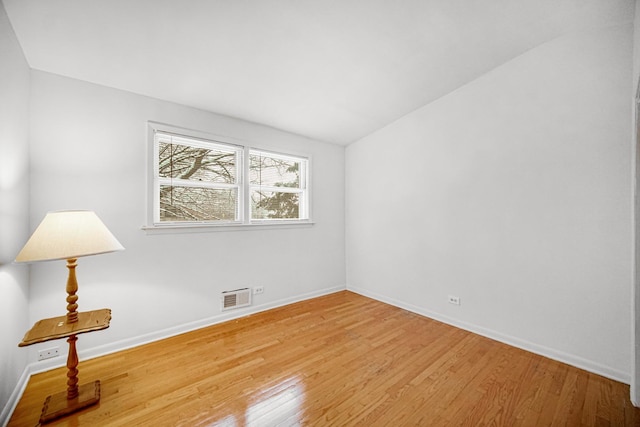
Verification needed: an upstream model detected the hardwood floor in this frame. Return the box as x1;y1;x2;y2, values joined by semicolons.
9;291;640;426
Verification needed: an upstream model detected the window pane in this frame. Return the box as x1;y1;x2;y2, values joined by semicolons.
159;142;236;184
160;185;237;222
250;152;300;188
251;190;299;219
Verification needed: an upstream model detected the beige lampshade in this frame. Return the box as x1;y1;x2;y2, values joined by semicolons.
15;210;124;263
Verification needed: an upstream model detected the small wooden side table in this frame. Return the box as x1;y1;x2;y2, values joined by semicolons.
19;308;111;424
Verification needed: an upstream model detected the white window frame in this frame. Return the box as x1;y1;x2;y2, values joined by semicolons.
145;122;313;232
248;149;309;223
154;132;244;225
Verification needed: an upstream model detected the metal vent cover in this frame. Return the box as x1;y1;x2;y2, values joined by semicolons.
221;288;252;311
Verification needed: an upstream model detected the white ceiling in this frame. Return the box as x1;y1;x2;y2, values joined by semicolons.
3;0;634;145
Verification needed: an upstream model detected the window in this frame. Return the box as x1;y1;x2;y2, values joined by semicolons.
156;133;242;223
149;124;310;227
250;150;308;220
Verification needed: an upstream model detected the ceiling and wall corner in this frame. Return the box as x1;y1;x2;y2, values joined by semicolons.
2;0;635;145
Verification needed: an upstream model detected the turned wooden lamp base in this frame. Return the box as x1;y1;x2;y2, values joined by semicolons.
40;380;101;424
18;259;112;424
14;212;124;425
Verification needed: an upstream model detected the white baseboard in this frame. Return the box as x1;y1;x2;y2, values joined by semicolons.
347;285;629;385
0;366;30;427
632;352;638;406
2;285;346;424
79;285;346;363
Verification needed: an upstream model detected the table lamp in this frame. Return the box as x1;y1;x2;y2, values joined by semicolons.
15;210;124;423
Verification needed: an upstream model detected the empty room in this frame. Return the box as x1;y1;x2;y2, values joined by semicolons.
2;0;640;425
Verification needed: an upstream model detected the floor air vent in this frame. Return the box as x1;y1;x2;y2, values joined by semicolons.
221;288;252;311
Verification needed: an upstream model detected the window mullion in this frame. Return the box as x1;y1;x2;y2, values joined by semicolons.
250;185;302;194
242;146;250;224
158;177;238;190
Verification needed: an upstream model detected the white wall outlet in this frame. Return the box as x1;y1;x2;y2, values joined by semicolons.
253;286;264;295
448;295;461;305
38;347;60;361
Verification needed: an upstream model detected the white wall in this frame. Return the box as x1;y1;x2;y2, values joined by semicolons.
635;1;640;86
25;71;345;364
347;24;633;381
632;0;640;405
0;0;30;421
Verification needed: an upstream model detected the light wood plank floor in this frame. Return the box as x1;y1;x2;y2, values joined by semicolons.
9;291;640;426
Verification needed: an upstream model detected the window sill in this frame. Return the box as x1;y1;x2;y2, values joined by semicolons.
141;221;315;234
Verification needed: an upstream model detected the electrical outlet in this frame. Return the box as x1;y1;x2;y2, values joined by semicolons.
253;286;264;295
448;295;460;305
38;347;60;361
